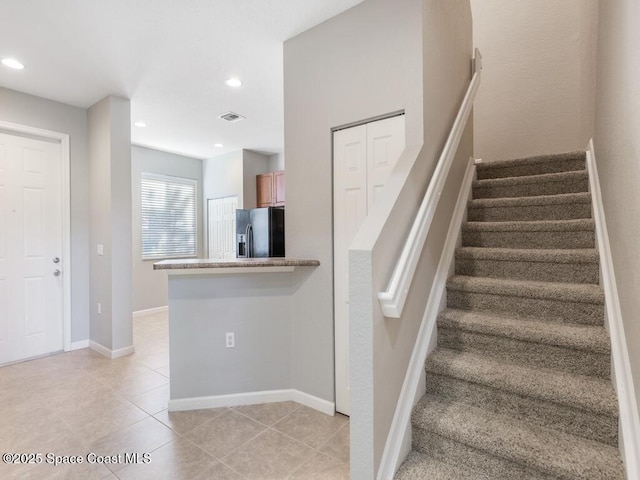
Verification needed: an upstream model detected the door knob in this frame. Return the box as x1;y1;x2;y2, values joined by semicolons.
53;257;60;264
53;269;61;277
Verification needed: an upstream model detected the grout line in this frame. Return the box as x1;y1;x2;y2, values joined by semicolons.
172;429;250;479
232;402;302;428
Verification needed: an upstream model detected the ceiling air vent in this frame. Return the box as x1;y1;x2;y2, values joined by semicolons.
219;111;246;123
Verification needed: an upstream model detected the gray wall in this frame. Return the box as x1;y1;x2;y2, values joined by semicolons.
131;146;204;312
594;0;640;415
268;153;285;172
168;273;293;399
88;96;132;351
0;87;90;343
242;150;271;209
470;0;598;160
203;150;243;207
284;0;424;411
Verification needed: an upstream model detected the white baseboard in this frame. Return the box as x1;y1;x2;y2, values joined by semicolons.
587;140;640;479
133;306;168;318
69;339;89;351
89;341;136;359
169;389;336;416
291;390;336;416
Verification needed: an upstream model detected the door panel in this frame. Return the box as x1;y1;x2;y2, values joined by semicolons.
367;115;405;208
23;188;45;258
24;277;45;336
257;174;273;207
274;171;285;206
0;132;63;364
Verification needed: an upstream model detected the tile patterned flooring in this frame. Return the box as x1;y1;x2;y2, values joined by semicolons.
0;313;350;479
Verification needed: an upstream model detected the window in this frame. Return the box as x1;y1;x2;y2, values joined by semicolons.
141;173;197;259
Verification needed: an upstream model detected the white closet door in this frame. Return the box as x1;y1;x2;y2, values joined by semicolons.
333;124;367;416
0;132;63;364
221;197;238;258
333;115;405;415
208;196;238;259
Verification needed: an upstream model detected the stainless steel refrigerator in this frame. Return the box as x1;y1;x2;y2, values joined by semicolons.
236;207;285;258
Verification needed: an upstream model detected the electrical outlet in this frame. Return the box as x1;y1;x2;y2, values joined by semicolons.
225;332;235;348
97;244;104;256
97;302;102;314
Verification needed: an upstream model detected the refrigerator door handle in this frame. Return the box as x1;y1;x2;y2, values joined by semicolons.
245;223;253;258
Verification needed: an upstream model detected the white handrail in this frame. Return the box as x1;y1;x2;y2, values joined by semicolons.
377;49;482;318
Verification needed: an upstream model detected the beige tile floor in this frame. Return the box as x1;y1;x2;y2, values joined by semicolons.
0;312;350;479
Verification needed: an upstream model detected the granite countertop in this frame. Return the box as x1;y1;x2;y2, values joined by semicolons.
154;257;320;270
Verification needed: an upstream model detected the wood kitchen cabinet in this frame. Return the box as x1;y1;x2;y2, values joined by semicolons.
257;171;285;207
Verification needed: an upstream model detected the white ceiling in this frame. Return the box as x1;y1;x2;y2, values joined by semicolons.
0;0;364;159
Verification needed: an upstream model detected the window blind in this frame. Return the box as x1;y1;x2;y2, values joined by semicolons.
141;173;197;260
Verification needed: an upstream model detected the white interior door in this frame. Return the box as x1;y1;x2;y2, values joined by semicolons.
0;132;64;364
333;124;367;416
208;196;238;259
333;115;405;415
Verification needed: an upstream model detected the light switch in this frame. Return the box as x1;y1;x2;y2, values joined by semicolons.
97;244;104;256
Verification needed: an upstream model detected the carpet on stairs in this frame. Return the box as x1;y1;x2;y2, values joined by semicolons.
395;151;626;480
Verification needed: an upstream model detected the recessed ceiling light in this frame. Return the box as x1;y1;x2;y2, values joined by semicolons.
133;121;147;128
214;143;224;148
2;58;24;70
225;78;242;88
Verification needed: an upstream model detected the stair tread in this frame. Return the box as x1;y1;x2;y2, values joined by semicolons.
395;450;494;480
476;151;585;172
474;169;588;188
412;393;624;480
456;247;599;264
438;308;610;354
469;192;591;208
463;218;595;232
447;275;604;304
426;348;618;416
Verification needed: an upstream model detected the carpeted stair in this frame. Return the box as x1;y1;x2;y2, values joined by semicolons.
395;151;626;479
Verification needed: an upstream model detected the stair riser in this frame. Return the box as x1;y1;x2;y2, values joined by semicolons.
455;257;599;284
462;229;595;249
438;328;610;378
425;373;618;447
412;428;556;480
447;290;604;325
473;178;589;199
467;202;591;222
476;159;586;180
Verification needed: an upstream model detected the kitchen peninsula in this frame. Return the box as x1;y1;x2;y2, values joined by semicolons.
153;257;327;413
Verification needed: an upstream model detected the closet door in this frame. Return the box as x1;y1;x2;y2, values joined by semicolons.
333;115;405;415
207;196;238;259
333;124;367;416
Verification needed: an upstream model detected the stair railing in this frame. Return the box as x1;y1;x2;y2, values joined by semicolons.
377;48;483;318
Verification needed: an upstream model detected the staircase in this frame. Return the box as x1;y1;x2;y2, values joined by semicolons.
395;152;626;479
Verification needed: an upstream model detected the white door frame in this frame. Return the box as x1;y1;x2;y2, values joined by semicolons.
0;120;71;352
